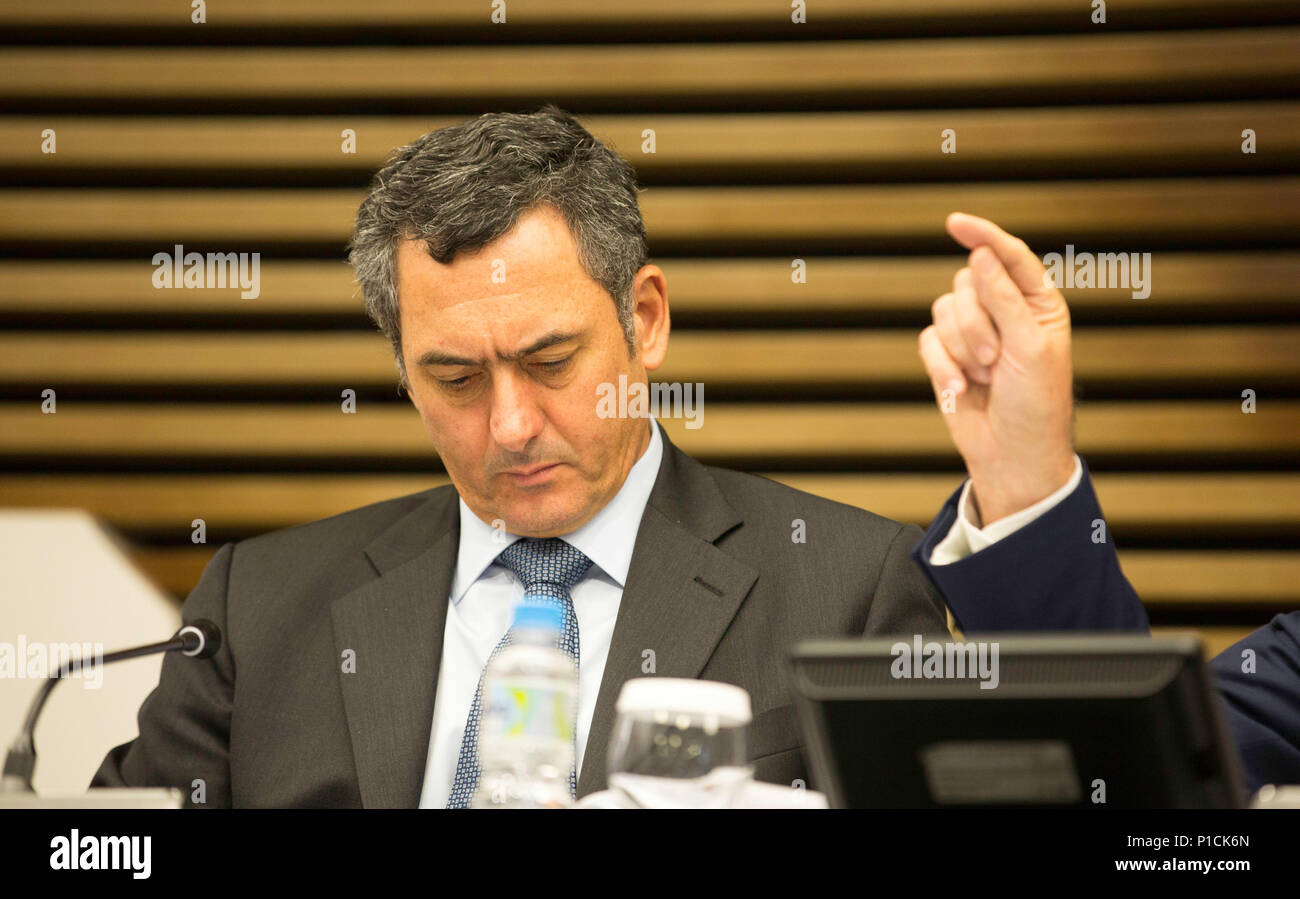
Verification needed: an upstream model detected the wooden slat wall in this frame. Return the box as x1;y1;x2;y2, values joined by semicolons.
2;1;1298;660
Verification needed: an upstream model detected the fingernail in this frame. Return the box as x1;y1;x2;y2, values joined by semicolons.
977;344;998;366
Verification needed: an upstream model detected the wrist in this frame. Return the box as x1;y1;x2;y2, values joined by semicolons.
967;452;1076;526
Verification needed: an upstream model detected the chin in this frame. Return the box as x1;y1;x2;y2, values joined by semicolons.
514;507;580;536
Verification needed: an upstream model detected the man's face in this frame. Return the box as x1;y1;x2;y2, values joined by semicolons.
396;204;669;537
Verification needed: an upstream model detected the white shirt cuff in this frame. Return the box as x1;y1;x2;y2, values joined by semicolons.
929;454;1083;566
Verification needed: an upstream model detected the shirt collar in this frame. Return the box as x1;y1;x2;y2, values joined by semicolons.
451;417;663;604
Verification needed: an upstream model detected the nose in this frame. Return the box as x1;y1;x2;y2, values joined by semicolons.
488;369;544;455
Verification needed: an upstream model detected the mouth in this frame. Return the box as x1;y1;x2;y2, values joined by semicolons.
503;462;562;485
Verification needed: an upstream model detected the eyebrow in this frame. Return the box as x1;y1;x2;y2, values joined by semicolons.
416;329;585;368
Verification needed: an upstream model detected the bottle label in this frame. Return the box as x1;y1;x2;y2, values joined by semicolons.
483;683;575;742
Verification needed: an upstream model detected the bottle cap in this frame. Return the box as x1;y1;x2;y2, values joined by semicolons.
511;598;564;633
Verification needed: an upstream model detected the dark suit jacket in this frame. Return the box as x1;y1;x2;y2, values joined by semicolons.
1209;613;1300;794
93;420;954;806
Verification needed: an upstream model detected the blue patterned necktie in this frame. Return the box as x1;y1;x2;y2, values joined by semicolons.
445;537;592;809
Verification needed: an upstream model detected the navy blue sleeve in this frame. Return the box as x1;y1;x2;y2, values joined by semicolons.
1209;613;1300;794
908;457;1148;632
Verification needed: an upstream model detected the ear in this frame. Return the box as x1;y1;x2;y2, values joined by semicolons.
631;264;670;371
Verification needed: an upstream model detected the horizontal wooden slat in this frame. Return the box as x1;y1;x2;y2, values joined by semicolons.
0;190;354;242
3;327;1296;386
126;545;212;598
2;0;1284;28
126;544;1300;610
4;473;1298;530
0;260;361;313
1;474;449;529
5;103;1297;171
2;402;1297;459
3;179;1297;243
4;253;1297;316
775;472;1300;529
1121;551;1300;604
3;31;1298;101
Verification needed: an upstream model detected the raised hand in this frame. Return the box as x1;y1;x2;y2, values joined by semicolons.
918;213;1077;525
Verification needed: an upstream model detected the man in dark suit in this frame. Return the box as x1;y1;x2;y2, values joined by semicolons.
1207;615;1300;795
93;106;1142;806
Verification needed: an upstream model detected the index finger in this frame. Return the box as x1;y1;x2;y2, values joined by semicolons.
945;212;1052;300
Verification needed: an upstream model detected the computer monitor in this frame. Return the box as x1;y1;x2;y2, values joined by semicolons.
787;633;1245;808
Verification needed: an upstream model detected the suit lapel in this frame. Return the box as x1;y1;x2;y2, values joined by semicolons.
331;487;459;808
578;422;758;796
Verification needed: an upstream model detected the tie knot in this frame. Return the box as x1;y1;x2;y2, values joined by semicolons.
496;537;593;598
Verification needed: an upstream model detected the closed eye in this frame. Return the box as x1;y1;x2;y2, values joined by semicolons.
438;356;571;392
438;374;474;391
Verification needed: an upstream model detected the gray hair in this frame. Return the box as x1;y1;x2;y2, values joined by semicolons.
348;104;648;390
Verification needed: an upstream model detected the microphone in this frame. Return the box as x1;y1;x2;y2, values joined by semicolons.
0;619;223;793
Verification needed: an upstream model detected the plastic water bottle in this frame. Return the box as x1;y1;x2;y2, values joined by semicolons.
470;598;580;809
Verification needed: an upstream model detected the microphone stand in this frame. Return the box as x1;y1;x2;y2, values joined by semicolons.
0;620;221;793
